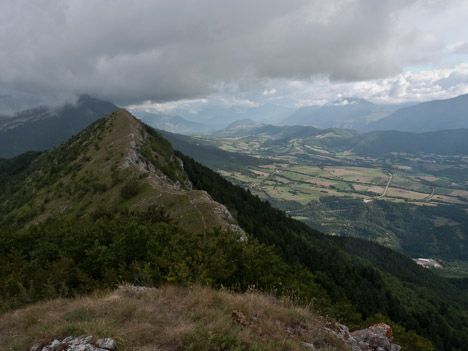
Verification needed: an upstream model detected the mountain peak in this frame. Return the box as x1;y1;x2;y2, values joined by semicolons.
0;109;245;235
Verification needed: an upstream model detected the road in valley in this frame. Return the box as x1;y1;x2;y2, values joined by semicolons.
377;172;393;198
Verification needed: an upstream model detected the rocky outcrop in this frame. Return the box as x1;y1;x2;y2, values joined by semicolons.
29;336;117;351
320;320;401;351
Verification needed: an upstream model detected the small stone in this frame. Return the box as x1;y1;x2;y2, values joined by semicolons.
73;345;97;351
96;338;117;350
49;339;61;349
302;342;315;349
76;336;94;344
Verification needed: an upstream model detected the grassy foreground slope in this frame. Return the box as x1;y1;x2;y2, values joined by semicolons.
0;285;348;351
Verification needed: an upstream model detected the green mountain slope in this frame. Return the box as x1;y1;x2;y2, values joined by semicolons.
0;109;243;234
1;109;468;349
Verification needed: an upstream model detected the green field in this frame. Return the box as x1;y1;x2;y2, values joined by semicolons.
194;134;468;207
186;132;468;277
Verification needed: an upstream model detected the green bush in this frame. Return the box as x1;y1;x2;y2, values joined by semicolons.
120;179;141;200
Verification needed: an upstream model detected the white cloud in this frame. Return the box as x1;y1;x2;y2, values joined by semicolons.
218;97;259;108
264;64;468;107
263;89;277;96
127;98;208;114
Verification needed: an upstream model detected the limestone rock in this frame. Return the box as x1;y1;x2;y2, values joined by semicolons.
29;336;117;351
321;319;400;351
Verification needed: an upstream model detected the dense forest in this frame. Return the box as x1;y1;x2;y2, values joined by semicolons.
286;196;468;261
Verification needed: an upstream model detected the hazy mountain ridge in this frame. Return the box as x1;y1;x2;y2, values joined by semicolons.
282;98;415;130
283;98;375;129
0;95;119;158
134;110;210;135
366;94;468;132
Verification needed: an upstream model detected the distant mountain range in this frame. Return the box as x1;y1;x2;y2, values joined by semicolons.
133;111;209;135
210;120;468;155
282;98;413;130
176;102;295;130
1;92;466;159
0;95;118;158
365;93;468;132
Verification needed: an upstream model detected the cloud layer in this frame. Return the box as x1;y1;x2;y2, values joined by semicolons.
2;0;461;112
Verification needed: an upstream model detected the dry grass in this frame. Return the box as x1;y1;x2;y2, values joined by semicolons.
353;184;384;194
448;190;468;198
432;194;468;205
385;187;428;200
0;285;347;351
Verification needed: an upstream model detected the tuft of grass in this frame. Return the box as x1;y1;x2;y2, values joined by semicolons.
0;285;347;351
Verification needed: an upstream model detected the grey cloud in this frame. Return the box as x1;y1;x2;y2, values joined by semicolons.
455;42;468;54
0;0;443;110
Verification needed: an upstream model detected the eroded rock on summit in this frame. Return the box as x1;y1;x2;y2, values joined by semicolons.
319;320;401;351
29;336;117;351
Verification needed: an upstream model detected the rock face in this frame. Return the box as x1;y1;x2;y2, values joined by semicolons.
321;320;401;351
29;336;117;351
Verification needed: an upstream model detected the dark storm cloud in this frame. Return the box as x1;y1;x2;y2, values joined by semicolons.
0;0;431;108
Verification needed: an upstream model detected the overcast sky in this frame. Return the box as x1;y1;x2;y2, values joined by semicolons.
1;0;468;115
